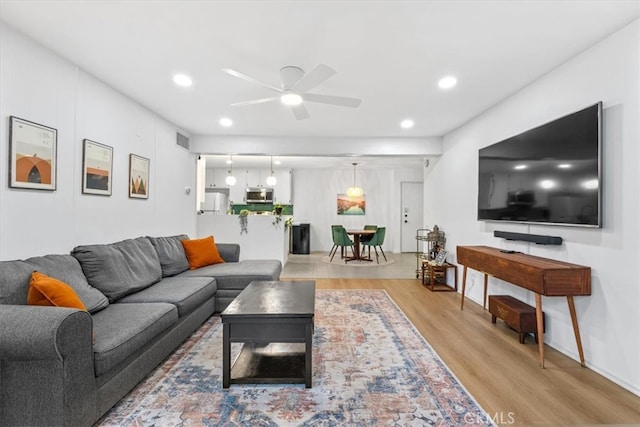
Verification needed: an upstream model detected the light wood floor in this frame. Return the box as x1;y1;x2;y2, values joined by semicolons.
313;278;640;426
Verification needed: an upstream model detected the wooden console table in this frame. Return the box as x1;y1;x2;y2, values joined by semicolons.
456;245;591;368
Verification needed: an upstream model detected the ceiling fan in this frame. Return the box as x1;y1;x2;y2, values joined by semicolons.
222;64;361;120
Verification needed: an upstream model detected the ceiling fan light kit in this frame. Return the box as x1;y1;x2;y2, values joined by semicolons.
280;93;303;106
223;64;362;120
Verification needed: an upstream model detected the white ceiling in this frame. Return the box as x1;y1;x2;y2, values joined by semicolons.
1;1;638;143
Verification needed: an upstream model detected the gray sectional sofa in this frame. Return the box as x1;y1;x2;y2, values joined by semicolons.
0;234;281;427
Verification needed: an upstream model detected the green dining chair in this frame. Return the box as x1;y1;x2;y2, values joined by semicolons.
362;226;387;264
360;224;377;243
330;225;354;262
329;225;342;260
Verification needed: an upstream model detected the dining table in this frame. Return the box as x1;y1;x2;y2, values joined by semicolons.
346;229;376;262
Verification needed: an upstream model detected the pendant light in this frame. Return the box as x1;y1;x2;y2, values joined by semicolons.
346;162;363;197
225;155;236;186
266;156;277;186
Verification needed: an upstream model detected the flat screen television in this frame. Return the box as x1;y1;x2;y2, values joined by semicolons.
477;102;602;227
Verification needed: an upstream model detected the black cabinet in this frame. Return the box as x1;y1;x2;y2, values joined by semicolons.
291;223;310;254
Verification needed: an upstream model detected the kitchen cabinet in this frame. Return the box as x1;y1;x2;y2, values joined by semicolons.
208;168;291;205
205;168;230;189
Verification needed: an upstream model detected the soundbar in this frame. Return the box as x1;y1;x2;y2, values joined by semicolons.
494;231;563;245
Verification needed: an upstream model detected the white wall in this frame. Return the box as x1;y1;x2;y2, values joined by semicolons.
427;20;639;394
0;23;197;260
292;166;423;253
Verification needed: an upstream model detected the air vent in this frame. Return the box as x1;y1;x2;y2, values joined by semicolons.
176;132;190;150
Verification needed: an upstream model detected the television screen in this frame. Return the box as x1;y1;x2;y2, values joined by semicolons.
478;102;602;227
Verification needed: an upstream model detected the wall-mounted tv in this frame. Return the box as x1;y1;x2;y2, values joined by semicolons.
478;102;602;228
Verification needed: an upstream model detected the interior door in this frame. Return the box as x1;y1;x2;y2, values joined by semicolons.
401;181;424;252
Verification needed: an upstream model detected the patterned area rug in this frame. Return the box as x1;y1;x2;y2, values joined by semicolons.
97;290;492;426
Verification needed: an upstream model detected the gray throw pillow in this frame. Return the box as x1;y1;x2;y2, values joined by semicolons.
26;254;109;313
147;235;190;277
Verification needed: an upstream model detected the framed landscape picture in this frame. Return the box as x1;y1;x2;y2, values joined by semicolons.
9;116;57;190
82;139;113;196
129;154;149;199
337;193;366;215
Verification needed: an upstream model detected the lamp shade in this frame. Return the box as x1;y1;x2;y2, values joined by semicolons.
346;186;363;198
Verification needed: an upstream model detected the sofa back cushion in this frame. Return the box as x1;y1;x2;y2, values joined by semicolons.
147;235;190;277
72;237;162;302
0;260;36;305
27;254;109;313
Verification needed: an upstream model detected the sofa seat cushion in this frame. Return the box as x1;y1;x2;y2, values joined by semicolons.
72;237;162;302
92;303;177;377
117;277;216;317
26;254;109;313
147;235;190;277
177;260;282;290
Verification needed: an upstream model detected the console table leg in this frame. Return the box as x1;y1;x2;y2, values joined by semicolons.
567;296;586;367
483;273;489;309
460;266;468;310
535;293;545;368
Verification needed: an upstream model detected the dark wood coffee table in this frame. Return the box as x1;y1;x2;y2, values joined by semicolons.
221;280;315;388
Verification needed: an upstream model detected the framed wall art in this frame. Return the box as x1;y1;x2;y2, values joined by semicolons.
435;250;449;266
9;116;57;190
82;139;113;196
129;153;149;199
337;193;365;215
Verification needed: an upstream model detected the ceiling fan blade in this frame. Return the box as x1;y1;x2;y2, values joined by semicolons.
231;96;280;107
291;64;336;93
303;93;362;108
291;103;310;120
222;68;282;93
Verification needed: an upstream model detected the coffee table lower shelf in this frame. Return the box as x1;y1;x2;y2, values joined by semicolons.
230;342;307;385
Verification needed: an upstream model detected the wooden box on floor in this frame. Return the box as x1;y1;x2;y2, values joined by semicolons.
488;295;544;344
421;261;458;292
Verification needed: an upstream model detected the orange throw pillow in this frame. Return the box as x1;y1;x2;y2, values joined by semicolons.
28;272;87;311
181;236;225;269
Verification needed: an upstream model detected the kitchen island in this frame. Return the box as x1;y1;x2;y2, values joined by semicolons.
197;213;290;265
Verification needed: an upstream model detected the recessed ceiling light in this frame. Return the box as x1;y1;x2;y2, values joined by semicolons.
539;179;556;189
558;163;572;169
438;75;457;90
219;117;233;127
173;74;193;87
514;164;527;170
281;93;303;106
400;119;414;129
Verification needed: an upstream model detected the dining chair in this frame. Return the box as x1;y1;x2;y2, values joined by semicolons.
330;225;354;262
328;225;341;260
360;224;377;243
362;226;387;263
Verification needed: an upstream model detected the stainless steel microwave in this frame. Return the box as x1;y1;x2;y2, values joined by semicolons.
246;187;274;204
